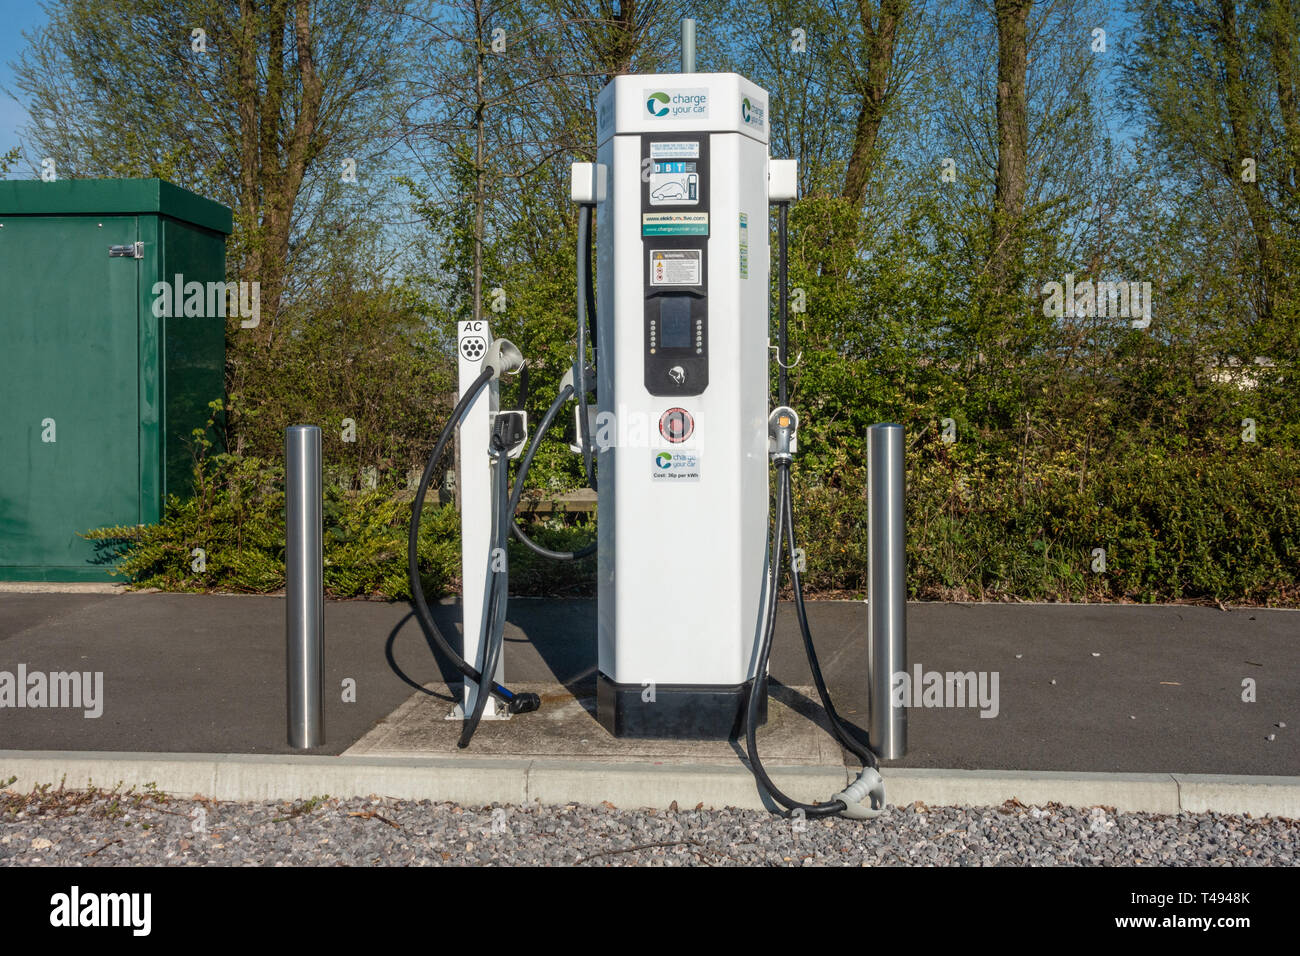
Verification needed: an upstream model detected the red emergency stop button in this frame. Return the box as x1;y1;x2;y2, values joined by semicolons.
659;407;694;443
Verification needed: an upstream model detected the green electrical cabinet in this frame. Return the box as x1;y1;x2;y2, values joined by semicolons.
0;179;232;581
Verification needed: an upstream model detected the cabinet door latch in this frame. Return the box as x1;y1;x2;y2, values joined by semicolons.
109;242;144;258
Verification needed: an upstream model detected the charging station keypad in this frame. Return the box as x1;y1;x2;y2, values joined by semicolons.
642;134;709;396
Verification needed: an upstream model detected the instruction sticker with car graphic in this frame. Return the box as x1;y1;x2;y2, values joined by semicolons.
648;141;700;206
652;449;701;481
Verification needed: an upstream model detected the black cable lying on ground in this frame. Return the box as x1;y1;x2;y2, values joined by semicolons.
744;463;850;819
742;200;880;818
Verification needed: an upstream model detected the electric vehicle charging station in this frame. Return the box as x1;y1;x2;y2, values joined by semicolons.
451;321;515;722
585;69;776;737
407;19;894;818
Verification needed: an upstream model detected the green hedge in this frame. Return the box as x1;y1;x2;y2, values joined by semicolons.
84;451;595;600
898;439;1298;603
86;439;1299;605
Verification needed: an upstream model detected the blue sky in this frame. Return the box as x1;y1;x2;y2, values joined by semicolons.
0;2;1136;175
0;0;49;165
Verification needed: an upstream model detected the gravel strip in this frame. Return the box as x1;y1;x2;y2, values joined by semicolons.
1;787;1296;866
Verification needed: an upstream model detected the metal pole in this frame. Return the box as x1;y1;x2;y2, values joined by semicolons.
286;425;324;748
681;17;696;73
868;423;906;759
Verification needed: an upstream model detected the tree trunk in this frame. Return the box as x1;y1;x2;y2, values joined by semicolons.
236;0;261;303
1218;0;1278;326
841;0;904;207
1265;0;1300;203
602;1;640;82
990;0;1031;296
259;0;288;339
231;0;325;345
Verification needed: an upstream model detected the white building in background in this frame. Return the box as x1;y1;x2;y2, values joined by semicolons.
1207;356;1278;390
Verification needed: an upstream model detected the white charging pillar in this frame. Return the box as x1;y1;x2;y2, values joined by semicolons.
453;319;504;719
591;73;774;736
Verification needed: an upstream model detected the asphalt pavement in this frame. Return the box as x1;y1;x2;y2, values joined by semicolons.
0;592;1295;775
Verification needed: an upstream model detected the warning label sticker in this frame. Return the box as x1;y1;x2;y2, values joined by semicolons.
642;212;709;236
652;449;701;482
650;249;702;286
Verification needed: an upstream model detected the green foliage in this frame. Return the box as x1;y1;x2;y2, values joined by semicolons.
48;1;1300;607
225;269;457;483
84;399;596;598
505;514;598;595
790;434;1300;605
86;453;288;594
85;450;462;600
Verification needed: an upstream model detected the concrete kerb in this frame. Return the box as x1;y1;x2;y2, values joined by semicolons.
2;752;1298;818
1172;773;1300;818
0;582;130;594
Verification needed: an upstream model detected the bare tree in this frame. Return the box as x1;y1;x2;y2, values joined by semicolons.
11;0;408;339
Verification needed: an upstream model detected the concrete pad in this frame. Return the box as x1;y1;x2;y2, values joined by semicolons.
345;681;847;768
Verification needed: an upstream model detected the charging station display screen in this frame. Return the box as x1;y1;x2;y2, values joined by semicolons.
659;297;692;348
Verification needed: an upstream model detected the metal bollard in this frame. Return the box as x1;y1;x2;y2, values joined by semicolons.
285;425;324;748
867;423;906;759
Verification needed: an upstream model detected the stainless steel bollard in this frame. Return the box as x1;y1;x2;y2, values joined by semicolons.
868;423;906;759
286;425;324;748
681;18;696;73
